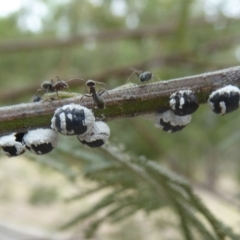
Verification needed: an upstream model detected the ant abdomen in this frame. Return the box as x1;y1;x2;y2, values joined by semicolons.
139;71;153;83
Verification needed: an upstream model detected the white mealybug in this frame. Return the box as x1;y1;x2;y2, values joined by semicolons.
0;132;26;157
23;128;58;155
208;85;240;115
51;104;95;135
169;90;199;116
155;110;192;133
77;121;110;148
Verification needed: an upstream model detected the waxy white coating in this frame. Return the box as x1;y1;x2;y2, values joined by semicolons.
155;110;192;133
208;85;240;115
78;121;110;145
209;85;240;98
51;104;95;135
169;90;194;110
23;128;58;154
0;133;26;157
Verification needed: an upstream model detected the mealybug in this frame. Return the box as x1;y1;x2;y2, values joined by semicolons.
51;104;95;135
77;121;110;148
169;90;199;116
0;132;26;157
155;110;192;133
208;85;240;115
23;128;58;155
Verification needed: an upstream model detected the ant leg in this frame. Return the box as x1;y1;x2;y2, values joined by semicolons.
99;90;111;98
66;78;85;95
99;90;112;109
31;89;45;102
35;88;45;96
80;94;92;101
126;70;136;84
98;86;107;92
65;88;73;94
99;87;111;98
80;94;93;106
153;73;161;82
55;76;61;82
66;78;85;83
99;91;105;96
51;79;55;85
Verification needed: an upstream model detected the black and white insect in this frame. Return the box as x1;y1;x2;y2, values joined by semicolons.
83;80;108;109
77;121;110;148
0;132;26;157
208;85;240;115
23;128;58;155
51;104;95;135
169;90;199;116
155;110;192;133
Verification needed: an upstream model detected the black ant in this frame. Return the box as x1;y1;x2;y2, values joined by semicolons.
82;80;109;109
138;71;153;83
127;68;159;84
37;76;84;97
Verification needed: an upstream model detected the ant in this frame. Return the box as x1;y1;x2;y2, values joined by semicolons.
127;68;159;84
138;71;153;83
82;80;109;109
37;76;84;97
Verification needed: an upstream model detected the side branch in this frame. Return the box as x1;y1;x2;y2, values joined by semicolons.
0;20;206;54
0;66;240;136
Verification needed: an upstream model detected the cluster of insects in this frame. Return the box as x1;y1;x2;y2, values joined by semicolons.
0;104;110;157
0;129;58;157
0;75;114;157
155;89;198;133
51;104;110;147
0;68;239;157
37;76;85;95
155;85;240;133
35;77;109;109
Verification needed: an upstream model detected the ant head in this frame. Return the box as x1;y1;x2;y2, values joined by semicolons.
86;80;96;87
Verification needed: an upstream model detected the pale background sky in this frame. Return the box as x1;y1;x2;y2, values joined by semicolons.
0;0;239;32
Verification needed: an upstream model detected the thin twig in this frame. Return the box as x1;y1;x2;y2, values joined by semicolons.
0;65;240;135
0;20;208;54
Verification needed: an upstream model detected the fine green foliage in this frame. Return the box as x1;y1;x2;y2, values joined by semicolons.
56;142;239;239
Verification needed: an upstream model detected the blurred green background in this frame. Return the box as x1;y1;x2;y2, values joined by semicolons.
0;0;240;239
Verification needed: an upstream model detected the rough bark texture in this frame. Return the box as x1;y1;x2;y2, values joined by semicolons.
0;66;240;136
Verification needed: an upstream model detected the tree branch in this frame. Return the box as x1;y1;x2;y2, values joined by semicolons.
0;65;240;136
0;20;207;54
